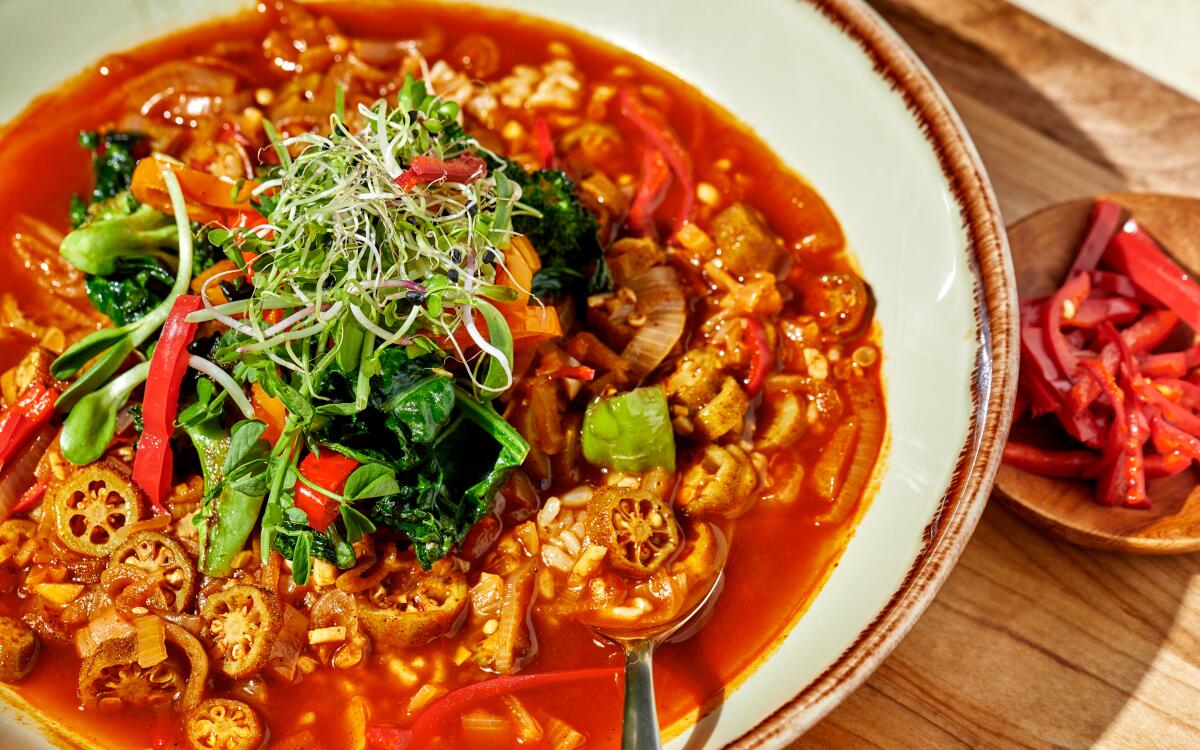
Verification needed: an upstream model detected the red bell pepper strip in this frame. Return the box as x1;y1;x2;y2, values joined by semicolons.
133;295;205;512
1066;198;1123;276
1020;320;1104;446
1106;224;1200;334
1044;271;1091;375
1089;270;1139;298
1018;330;1064;416
617;88;695;232
366;666;622;749
533;116;555;170
1121;310;1180;352
1002;442;1100;478
627;148;672;236
744;317;772;398
395;154;488;191
1146;451;1193;479
0;381;58;475
1148;410;1200;464
1079;359;1149;509
549;365;596;381
1133;381;1200;436
293;450;359;532
1152;378;1200;410
9;481;47;516
1138;352;1188;379
1068;297;1141;328
1069;310;1179;411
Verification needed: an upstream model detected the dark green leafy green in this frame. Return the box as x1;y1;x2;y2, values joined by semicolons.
70;130;146;227
368;386;529;567
84;256;174;327
368;349;456;444
342;463;401;503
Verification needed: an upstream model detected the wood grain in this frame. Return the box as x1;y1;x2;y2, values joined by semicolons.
795;0;1200;746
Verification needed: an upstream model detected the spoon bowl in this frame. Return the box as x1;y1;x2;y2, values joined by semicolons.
593;570;726;750
996;192;1200;553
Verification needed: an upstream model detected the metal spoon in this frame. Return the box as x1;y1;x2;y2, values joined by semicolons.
593;571;726;750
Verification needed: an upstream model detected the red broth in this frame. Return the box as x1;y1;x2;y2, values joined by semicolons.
0;2;881;748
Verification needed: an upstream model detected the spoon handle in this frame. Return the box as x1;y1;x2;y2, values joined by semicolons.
622;640;662;750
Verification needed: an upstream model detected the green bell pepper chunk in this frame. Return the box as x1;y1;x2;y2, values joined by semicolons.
581;385;676;473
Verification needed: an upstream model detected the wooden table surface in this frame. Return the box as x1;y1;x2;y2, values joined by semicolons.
796;0;1200;747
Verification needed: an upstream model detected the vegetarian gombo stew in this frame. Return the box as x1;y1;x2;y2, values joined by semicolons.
0;2;885;748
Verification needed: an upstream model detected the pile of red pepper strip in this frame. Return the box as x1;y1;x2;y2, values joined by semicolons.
293;451;360;532
1005;198;1200;508
364;666;621;749
132;294;204;513
394;154;488;191
0;381;58;475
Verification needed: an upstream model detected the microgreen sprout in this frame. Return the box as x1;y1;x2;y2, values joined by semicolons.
192;76;531;401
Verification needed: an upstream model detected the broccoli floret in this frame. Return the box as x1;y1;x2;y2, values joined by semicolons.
495;160;609;295
511;168;601;267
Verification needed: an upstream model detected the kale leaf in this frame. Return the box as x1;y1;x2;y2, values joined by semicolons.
369;386;528;567
313;348;529;568
84;256;174;327
71;131;147;227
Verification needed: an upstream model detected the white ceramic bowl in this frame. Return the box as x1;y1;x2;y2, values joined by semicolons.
0;1;1016;747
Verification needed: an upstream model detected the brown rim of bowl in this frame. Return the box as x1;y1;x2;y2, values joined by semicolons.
726;0;1017;747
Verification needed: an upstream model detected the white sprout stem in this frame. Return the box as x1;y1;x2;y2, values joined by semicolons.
349;303;399;342
186;296;300;324
187;356;255;419
130;165;197;348
203;306;258;338
380;305;422;347
462;305;512;392
263;304;316;339
238;317;337;353
162;167;195;301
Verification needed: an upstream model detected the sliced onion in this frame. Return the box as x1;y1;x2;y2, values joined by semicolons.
620;266;686;379
817;378;885;523
134;615;168;668
269;604;311;682
0;424;54;521
113;60;238;117
74;606;136;658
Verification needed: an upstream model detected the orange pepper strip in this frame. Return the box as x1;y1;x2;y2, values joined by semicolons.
509;305;563;350
131;157;263;226
252;384;286;446
190;260;245;306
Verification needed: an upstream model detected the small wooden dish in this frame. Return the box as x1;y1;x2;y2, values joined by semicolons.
996;192;1200;553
